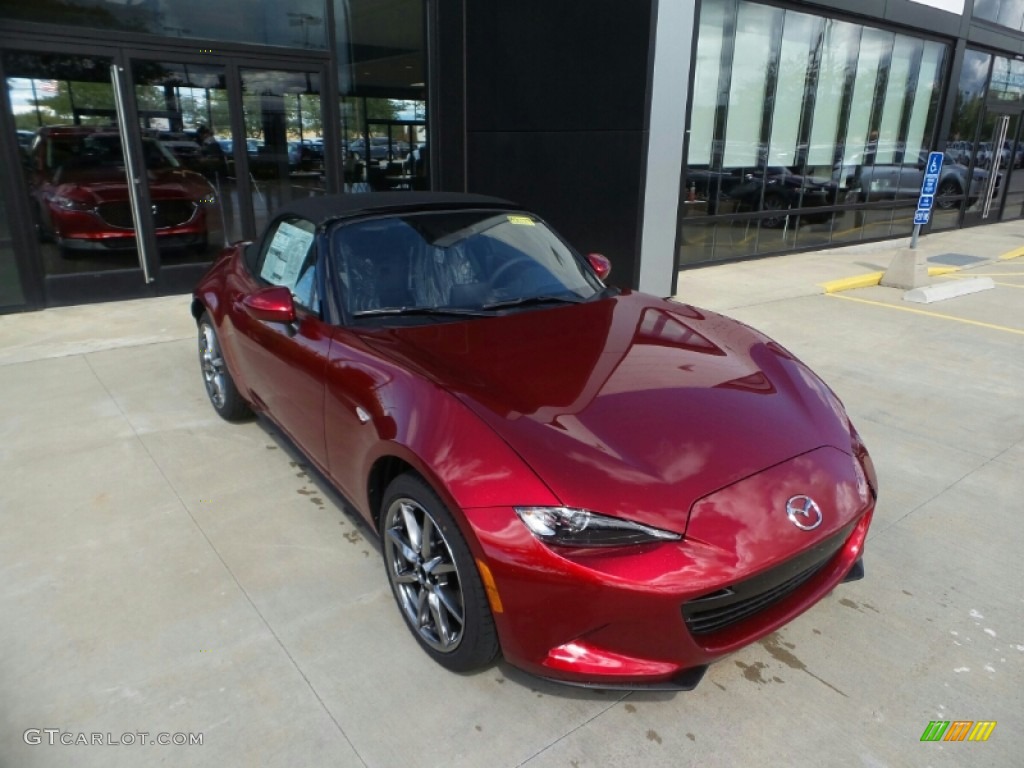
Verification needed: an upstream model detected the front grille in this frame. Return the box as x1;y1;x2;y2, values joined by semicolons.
96;202;133;229
152;200;197;228
96;200;196;230
682;522;854;637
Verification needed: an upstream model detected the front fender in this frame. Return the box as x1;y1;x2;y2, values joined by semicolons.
369;370;560;522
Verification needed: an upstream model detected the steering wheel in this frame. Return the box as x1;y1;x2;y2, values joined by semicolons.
488;257;544;293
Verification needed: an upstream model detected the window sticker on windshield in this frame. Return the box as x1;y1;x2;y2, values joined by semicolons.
260;222;314;290
507;215;535;226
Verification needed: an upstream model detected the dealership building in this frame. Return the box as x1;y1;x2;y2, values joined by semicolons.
1;0;1023;312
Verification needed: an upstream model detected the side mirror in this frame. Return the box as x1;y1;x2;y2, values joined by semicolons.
586;252;612;281
242;285;296;324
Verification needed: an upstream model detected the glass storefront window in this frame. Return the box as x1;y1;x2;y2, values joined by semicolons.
681;0;949;266
241;69;325;233
722;3;781;169
335;0;428;193
768;11;818;168
0;0;328;49
974;0;1024;31
688;0;725;169
997;0;1024;30
807;20;859;167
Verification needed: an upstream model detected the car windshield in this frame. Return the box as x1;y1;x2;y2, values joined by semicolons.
332;210;605;320
48;133;180;179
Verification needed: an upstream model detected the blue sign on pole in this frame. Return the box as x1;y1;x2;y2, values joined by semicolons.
914;151;945;229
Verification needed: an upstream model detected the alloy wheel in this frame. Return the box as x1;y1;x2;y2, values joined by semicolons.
199;323;227;409
383;497;465;653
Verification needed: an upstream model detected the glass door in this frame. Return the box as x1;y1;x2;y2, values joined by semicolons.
3;49;154;304
3;48;242;302
962;111;1019;227
4;45;332;306
998;113;1024;221
127;56;244;294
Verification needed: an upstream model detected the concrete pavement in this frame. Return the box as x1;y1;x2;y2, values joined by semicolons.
1;222;1022;767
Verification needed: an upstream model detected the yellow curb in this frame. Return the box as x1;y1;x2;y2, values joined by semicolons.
998;245;1024;261
820;272;884;293
821;266;961;294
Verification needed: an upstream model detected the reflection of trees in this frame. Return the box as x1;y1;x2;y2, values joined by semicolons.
342;97;401;139
952;91;984;141
286;94;323;139
13;81;115;129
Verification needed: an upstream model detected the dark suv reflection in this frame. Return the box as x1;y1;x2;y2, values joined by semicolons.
686;165;839;227
27;126;215;256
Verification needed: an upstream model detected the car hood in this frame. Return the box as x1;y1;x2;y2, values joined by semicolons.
358;292;855;534
54;167;210;203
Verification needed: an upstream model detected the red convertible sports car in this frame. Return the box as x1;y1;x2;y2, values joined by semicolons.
192;192;877;689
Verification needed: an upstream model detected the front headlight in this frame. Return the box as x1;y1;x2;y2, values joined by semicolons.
514;506;681;547
51;194;94;212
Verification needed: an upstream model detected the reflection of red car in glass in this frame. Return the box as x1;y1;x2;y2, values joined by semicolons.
28;126;215;255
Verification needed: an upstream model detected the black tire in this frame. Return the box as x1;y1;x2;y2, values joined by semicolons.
760;194;790;228
197;312;252;422
380;473;499;672
936;179;962;210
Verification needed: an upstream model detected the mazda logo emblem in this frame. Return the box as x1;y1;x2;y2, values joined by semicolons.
785;495;822;531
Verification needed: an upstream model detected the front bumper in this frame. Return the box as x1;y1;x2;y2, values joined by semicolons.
50;200;206;250
462;447;875;689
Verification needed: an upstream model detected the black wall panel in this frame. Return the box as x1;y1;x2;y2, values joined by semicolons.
464;0;653;133
466;130;645;289
461;0;654;287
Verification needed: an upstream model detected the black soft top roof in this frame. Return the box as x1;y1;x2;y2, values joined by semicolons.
276;192;518;226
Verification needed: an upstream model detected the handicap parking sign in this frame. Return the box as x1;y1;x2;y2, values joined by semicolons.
914;210;930;225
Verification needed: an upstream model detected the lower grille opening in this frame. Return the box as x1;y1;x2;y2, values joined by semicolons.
682;522;854;637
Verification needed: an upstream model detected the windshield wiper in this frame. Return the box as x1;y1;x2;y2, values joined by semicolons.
481;294;586;310
352;306;493;318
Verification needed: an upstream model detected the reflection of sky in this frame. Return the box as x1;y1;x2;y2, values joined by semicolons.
960;50;992;99
910;0;965;12
6;78;63;115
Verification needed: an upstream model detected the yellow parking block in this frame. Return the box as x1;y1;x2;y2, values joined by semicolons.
998;245;1024;261
820;272;885;293
821;266;962;294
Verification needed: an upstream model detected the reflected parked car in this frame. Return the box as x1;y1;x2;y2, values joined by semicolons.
347;137;392;161
192;192;877;688
835;150;991;209
686;165;839;227
16;129;36;153
156;132;202;167
27;126;215;255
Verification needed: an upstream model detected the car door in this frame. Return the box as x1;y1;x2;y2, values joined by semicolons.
230;215;332;469
894;153;926;200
